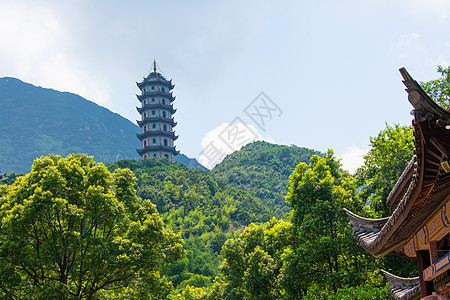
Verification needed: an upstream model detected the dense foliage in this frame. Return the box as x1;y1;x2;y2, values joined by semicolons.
104;142;321;291
355;123;414;217
3;66;448;299
194;151;388;299
0;133;413;299
105;159;278;289
0;154;184;299
212;141;321;217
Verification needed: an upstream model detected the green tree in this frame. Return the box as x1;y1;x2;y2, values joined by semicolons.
421;65;450;109
355;124;414;217
216;151;382;299
286;151;373;295
0;154;184;299
220;221;283;299
354;124;420;278
107;157;282;289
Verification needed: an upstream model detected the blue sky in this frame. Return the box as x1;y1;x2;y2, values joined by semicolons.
1;0;449;172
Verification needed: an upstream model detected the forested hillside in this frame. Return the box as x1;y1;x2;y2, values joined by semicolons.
0;130;413;299
105;141;315;290
0;77;140;173
212;141;321;217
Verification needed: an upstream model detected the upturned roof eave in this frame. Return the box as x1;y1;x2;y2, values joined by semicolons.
380;269;420;300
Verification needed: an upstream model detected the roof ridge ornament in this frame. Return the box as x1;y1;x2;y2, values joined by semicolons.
399;67;413;82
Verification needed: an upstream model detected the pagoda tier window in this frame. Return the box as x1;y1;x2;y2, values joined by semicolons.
162;111;166;118
152;110;155;115
144;140;147;147
161;87;165;92
164;154;168;159
153;154;156;158
152;98;155;102
162;99;166;105
163;124;167;131
152;124;156;129
151;86;155;90
164;139;167;146
152;138;156;144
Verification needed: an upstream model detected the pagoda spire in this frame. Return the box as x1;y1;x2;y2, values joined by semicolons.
153;59;157;73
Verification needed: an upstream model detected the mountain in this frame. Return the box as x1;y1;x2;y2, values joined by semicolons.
0;77;140;173
0;77;201;173
212;141;322;216
175;153;207;170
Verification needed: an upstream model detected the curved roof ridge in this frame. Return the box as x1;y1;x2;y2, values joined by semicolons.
386;157;416;211
343;208;389;227
345;157;421;256
380;269;420;285
380;269;420;300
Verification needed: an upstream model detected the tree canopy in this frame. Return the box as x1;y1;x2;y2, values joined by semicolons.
421;65;450;109
201;151;387;299
355;123;414;217
0;154;184;299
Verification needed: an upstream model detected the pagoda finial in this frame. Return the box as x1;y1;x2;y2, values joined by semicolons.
153;59;157;73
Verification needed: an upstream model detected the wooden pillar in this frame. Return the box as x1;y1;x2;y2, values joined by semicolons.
417;250;434;297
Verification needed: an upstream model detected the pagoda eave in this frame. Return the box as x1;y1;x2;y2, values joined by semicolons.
136;92;175;102
137;118;177;127
136;146;179;156
136;131;178;140
136;105;176;114
137;72;172;86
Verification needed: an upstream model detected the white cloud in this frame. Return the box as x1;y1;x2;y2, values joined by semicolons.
0;1;110;106
197;121;269;169
338;146;368;174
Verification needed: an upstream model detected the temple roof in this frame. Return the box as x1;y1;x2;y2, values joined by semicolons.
381;270;420;300
345;68;450;258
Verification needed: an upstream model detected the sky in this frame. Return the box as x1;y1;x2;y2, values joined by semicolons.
1;0;449;172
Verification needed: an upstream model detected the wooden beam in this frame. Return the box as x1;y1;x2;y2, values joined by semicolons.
424;251;450;281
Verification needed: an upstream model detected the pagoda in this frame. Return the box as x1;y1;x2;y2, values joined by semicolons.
345;68;450;299
136;61;179;162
